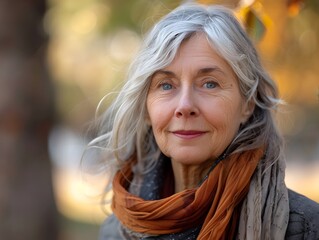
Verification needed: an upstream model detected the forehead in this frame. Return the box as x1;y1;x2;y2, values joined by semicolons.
164;33;235;76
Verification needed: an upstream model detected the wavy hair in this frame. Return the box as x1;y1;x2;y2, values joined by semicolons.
88;3;283;191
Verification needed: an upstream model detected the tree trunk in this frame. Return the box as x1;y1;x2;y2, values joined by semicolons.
0;0;58;239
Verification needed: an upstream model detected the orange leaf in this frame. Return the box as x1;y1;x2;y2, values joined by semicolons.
287;0;305;17
235;1;272;41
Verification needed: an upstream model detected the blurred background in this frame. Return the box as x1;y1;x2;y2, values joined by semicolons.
0;0;318;239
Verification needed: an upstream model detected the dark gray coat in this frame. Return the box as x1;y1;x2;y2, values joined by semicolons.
285;190;319;239
99;190;319;239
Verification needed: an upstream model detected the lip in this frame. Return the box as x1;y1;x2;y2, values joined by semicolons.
172;130;207;139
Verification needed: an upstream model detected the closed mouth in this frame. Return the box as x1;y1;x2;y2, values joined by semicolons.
172;130;207;139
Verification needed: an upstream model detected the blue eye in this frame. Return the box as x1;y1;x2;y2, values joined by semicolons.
161;83;173;90
204;82;217;89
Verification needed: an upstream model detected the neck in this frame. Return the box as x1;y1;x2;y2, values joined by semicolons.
171;160;213;193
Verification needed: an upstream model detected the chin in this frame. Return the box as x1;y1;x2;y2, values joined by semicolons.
170;152;213;166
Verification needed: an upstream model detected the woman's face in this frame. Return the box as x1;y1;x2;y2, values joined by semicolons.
146;33;253;165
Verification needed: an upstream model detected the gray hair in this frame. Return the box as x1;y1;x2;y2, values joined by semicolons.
88;3;283;187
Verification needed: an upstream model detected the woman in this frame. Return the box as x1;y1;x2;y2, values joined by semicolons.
92;3;319;239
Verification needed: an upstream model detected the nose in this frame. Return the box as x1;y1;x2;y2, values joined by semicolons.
174;88;199;118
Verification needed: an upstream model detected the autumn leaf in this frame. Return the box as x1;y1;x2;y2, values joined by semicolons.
287;0;305;17
235;1;272;42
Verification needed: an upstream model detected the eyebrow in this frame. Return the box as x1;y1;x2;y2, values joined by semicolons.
152;70;176;78
153;67;225;78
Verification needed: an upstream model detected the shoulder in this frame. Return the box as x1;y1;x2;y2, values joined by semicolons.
285;189;319;239
98;214;123;240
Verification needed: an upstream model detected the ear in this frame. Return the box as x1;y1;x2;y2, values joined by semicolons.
240;99;255;124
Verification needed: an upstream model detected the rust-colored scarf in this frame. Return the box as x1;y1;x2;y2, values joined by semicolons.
112;148;263;239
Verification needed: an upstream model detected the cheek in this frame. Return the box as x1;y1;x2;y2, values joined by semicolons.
148;114;170;156
205;98;243;134
147;97;174;155
147;98;169;133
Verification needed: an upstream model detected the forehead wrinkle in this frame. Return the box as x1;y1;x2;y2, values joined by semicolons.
196;67;226;77
152;70;176;78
